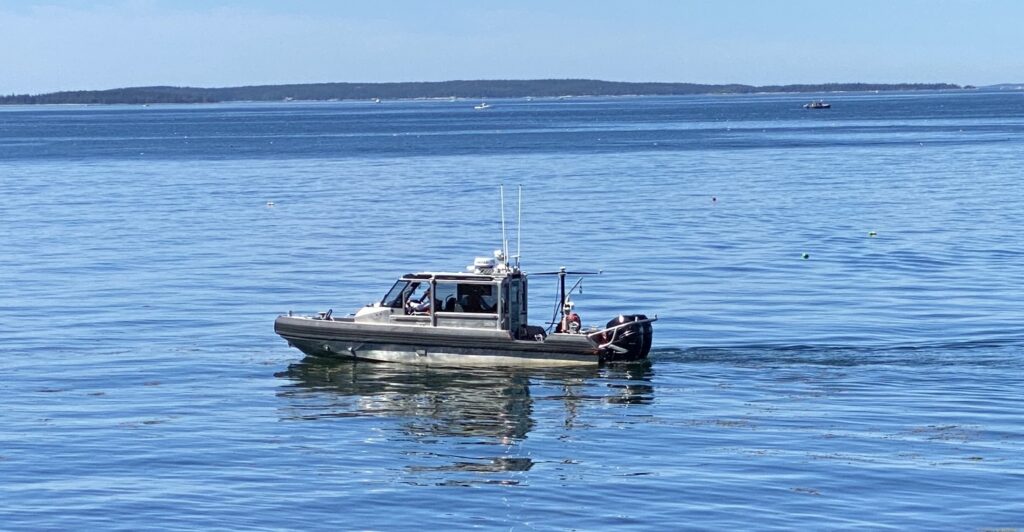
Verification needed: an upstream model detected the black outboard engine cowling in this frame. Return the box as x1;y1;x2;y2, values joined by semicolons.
601;314;653;362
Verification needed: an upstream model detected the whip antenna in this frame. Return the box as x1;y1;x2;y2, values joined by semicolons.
499;185;508;261
516;185;522;269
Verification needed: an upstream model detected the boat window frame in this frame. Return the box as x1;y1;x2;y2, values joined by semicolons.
430;278;502;319
450;281;499;315
382;278;436;315
381;280;410;309
388;274;507;327
431;281;459;314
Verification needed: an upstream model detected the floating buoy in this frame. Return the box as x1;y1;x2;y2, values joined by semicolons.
801;253;810;260
712;196;717;203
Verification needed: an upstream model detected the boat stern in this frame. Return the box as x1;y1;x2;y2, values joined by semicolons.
589;314;656;362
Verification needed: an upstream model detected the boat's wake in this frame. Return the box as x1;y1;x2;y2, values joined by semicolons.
649;338;1024;367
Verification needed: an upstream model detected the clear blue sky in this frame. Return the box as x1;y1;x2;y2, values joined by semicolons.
2;0;1021;94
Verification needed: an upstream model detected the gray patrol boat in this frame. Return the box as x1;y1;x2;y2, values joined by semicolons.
274;251;655;366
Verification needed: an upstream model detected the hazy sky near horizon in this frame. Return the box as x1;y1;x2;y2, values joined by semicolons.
2;0;1021;94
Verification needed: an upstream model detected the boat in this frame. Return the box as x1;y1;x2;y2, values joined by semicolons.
274;252;656;367
473;102;491;110
803;100;831;109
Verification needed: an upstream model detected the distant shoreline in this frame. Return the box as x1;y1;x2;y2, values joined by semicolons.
0;79;969;105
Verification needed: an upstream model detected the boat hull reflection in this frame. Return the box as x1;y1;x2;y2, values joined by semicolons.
276;357;653;440
276;357;654;483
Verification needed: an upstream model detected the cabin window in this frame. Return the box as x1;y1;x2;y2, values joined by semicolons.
381;280;409;308
502;280;509;316
456;284;497;313
407;282;430;303
382;280;432;311
434;282;459;312
432;282;497;313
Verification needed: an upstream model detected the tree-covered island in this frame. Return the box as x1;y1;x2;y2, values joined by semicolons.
0;79;963;105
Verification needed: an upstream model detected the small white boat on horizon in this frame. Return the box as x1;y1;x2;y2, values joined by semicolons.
474;102;492;110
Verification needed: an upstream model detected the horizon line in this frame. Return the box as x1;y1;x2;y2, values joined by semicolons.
4;78;993;97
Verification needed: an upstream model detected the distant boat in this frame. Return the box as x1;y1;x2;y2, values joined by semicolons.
803;100;831;109
474;102;491;110
372;98;381;104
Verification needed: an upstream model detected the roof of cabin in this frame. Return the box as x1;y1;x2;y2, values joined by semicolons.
400;270;523;282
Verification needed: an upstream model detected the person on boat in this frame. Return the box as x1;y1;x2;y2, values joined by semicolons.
407;285;433;314
556;301;582;333
459;286;496;313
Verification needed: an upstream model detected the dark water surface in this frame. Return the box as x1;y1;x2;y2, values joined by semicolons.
2;92;1022;530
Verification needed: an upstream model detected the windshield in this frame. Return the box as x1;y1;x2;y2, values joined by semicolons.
381;280;410;308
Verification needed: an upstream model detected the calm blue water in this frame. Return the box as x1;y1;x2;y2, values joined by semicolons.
2;92;1022;530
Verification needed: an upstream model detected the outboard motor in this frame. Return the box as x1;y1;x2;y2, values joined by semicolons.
601;314;653;362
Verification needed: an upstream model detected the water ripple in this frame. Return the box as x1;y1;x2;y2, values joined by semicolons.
3;92;1023;530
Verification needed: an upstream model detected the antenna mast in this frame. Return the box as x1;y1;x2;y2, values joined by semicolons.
516;185;522;269
499;185;509;261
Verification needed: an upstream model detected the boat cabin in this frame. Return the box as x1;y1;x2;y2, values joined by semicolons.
354;255;545;340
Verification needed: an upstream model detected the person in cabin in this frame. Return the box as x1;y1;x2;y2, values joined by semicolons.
459;285;496;313
407;284;433;314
